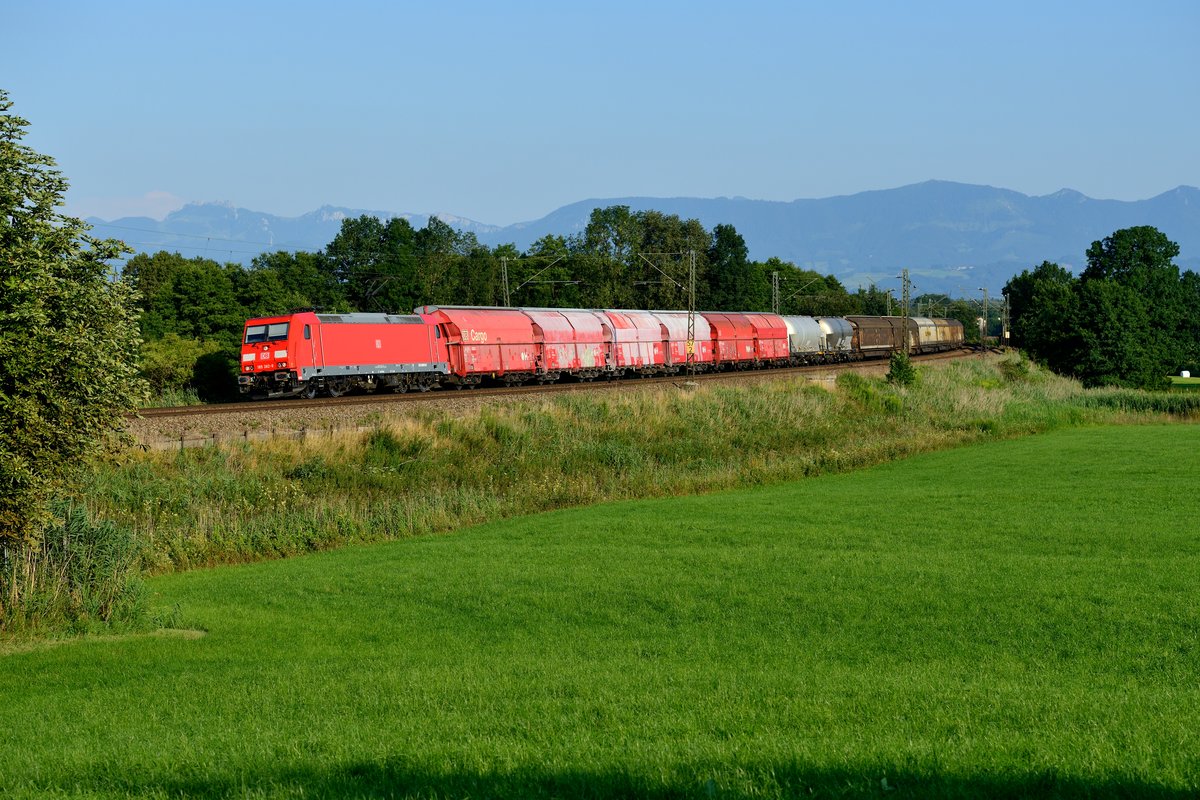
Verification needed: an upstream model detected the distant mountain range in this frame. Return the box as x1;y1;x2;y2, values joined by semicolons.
87;181;1200;295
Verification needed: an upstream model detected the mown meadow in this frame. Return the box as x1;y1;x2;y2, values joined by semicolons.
1;423;1196;799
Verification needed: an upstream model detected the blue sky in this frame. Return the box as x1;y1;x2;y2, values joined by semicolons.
6;0;1198;225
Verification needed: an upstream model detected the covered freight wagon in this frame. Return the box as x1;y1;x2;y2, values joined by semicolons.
415;306;538;387
649;310;714;371
846;315;901;359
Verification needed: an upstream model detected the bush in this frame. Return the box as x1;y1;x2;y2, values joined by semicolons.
140;334;225;400
998;355;1032;383
886;352;918;386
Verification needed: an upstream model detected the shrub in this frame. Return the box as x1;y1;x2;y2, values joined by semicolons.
886;352;918;386
140;334;225;399
998;355;1031;383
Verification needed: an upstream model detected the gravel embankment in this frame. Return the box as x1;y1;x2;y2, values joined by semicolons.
126;359;901;449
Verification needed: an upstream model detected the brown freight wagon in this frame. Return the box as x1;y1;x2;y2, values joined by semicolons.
846;316;911;359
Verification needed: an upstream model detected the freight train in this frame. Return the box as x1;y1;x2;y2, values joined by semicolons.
238;306;965;399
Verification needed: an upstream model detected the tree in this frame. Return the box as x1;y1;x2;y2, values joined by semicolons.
1080;226;1183;384
516;236;579;308
633;210;708;310
707;223;754;310
0;90;147;548
1003;261;1080;372
415;216;470;305
579;206;641;308
1179;270;1200;372
249;250;347;313
123;251;243;345
1073;278;1157;388
321;215;419;312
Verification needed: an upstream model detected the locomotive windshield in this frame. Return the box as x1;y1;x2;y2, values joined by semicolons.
244;322;289;343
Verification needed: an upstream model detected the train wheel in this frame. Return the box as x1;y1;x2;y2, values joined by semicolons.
302;383;320;399
327;382;346;398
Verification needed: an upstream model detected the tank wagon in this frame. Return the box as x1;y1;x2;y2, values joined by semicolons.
239;307;965;398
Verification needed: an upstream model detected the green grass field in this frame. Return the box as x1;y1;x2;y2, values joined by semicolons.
2;424;1197;798
1171;376;1200;391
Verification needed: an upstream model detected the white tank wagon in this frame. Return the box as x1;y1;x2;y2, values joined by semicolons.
816;317;855;361
782;315;829;364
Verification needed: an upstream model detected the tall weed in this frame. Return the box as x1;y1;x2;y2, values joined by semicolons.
81;355;1196;576
0;504;146;636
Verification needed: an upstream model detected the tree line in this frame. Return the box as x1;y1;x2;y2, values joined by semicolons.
1004;226;1199;389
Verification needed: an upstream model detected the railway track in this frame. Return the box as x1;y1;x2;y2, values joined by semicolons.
135;348;980;420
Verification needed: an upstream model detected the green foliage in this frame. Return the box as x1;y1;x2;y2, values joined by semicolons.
998;354;1031;383
249;250;347;312
1074;278;1163;388
139;333;224;397
1006;227;1193;389
0;90;147;550
192;346;242;402
886;351;918;386
123;252;244;345
0;504;146;634
1074;388;1200;415
837;371;905;414
1082;226;1185;383
707;223;754;310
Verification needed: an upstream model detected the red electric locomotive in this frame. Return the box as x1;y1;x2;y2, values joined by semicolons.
238;311;448;398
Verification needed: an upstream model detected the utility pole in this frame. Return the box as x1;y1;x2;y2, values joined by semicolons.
771;270;780;315
899;269;912;352
687;249;697;380
501;256;511;307
978;287;989;353
1001;294;1010;350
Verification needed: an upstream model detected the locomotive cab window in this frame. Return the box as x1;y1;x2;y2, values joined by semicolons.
304;324;311;340
244;322;290;343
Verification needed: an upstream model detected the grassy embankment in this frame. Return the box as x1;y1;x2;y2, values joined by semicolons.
87;355;1200;574
1;423;1197;798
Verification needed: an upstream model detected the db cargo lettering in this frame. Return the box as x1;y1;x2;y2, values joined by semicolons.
465;329;489;343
